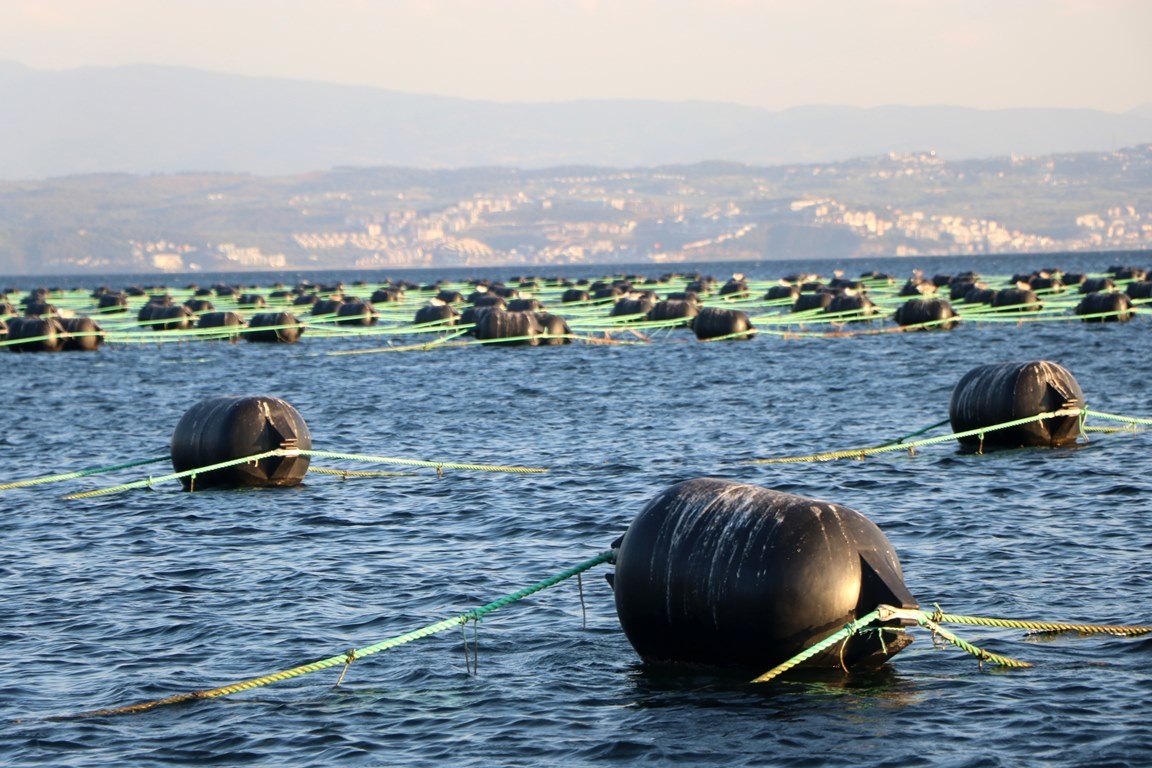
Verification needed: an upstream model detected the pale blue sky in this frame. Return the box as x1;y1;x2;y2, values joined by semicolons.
2;0;1149;112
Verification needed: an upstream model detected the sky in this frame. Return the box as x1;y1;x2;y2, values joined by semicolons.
1;0;1150;113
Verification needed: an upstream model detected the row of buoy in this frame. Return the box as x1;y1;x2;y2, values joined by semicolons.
154;358;1088;673
4;262;1148;352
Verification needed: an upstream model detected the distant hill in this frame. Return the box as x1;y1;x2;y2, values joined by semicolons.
2;61;1152;179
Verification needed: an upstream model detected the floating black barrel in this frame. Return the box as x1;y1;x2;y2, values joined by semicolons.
312;298;344;317
899;279;936;297
963;287;998;305
336;301;378;326
561;288;590;303
22;302;57;317
948;360;1085;452
893;298;958;329
474;309;545;346
292;294;318;307
97;293;129;313
824;293;877;320
1075;291;1134;322
992;288;1041;311
472;293;507;309
535;312;572;345
507;298;544;312
238;293;267;308
414;302;458;327
184;298;216;313
1080;277;1115;294
436;289;466;304
59;316;105;351
792;292;834;312
1029;276;1064;293
646;299;699;326
197;311;246;340
170;395;312;490
610;478;916;671
4;316;67;352
1111;266;1147;281
691;306;754;340
611;296;655;319
764;284;799;302
718;279;749;298
370;288;404;303
246;312;304;343
140;304;194;330
949;281;982;301
1125;281;1152;299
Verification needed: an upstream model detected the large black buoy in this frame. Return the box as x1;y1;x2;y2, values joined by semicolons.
59;316;105;351
948;360;1084;452
246;312;304;343
610;478;916;671
5;316;67;352
691;306;754;340
170;395;312;490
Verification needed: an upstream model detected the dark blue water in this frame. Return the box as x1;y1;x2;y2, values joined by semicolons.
3;254;1151;767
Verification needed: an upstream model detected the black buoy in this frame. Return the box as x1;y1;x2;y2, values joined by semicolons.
894;298;958;329
414;302;458;327
691;306;754;340
59;316;105;351
1075;291;1134;322
948;360;1085;452
610;478;916;671
4;316;67;352
170;395;312;490
473;309;545;346
246;312;304;343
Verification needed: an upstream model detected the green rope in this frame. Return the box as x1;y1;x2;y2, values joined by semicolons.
932;611;1152;637
298;449;548;474
61;448;548;499
749;408;1084;464
61;450;287;499
57;550;614;719
750;610;882;683
0;456;168;490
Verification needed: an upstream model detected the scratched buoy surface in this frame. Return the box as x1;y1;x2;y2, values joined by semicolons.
948;360;1085;452
611;478;916;671
169;395;312;489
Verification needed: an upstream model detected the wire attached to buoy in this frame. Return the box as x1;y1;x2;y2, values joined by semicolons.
750;604;1152;684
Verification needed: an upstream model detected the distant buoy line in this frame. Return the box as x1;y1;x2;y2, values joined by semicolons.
4;265;1150;352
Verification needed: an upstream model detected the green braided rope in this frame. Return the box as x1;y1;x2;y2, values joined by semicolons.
298;449;548;474
934;612;1152;637
62;450;287;499
60;551;614;719
917;617;1032;668
1082;408;1152;427
0;456;168;490
308;468;421;478
60;447;547;499
749;408;1083;464
750;610;882;683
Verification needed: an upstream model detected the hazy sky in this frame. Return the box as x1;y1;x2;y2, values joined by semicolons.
2;0;1150;112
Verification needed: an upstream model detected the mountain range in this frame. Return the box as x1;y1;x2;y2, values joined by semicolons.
2;61;1152;179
